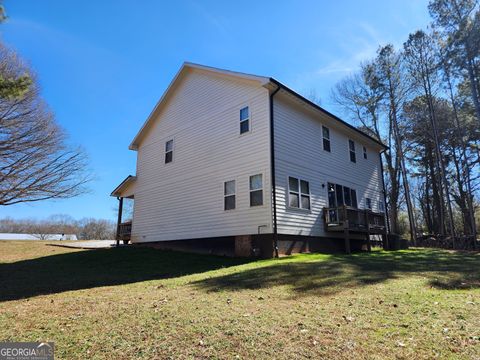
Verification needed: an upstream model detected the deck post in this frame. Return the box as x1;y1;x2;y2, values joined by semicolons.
342;206;350;254
383;228;389;250
116;197;123;247
344;221;351;254
366;210;371;252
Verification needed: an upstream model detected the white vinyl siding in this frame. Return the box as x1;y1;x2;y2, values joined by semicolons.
273;92;384;237
131;69;272;242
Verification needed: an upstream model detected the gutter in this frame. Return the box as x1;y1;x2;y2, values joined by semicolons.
269;84;281;258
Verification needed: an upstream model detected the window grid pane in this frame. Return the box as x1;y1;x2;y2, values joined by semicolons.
350;151;356;163
351;189;358;208
224;180;235;196
289;177;299;192
250;190;263;206
343;186;352;206
323;139;331;152
301;195;310;210
349;140;355;151
224;195;236;210
240;120;249;134
322;126;330;139
166;140;173;152
289;192;299;208
240;107;249;121
250;174;262;190
165;151;173;164
328;183;336;208
300;180;309;194
336;184;344;205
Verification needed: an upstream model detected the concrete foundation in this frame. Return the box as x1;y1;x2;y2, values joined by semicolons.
134;233;370;258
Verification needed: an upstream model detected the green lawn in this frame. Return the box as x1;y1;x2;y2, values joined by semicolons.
0;241;478;359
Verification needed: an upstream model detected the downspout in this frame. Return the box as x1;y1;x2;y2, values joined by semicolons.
269;83;281;258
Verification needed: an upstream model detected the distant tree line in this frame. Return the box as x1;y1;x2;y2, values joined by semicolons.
331;0;479;248
0;215;116;240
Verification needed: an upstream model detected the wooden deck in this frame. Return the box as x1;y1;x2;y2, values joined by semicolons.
116;221;132;245
324;206;387;253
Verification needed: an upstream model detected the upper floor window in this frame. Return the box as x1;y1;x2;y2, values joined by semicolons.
366;197;372;210
288;177;311;210
249;174;263;206
165;139;173;164
349;140;356;163
322;126;331;152
363;146;368;159
224;180;236;210
240;106;250;134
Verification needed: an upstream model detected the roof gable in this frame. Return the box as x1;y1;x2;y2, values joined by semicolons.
129;62;270;150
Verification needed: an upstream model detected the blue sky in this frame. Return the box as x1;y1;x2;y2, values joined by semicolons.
1;0;431;221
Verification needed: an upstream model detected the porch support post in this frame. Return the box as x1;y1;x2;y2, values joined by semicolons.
116;197;123;247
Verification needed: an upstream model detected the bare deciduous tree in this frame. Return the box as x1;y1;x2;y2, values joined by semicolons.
0;42;90;206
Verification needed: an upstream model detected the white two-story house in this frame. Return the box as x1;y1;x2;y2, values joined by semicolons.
111;63;388;257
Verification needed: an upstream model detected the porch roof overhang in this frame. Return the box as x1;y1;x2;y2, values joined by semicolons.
111;175;136;198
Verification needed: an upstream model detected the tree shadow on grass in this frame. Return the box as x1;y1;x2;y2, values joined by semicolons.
0;247;250;302
192;249;480;297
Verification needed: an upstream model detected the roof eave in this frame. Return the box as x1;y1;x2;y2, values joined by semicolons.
110;175;136;197
267;78;388;151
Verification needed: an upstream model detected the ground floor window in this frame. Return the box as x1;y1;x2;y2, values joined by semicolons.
224;180;236;210
288;177;310;210
378;199;385;213
366;197;372;210
249;174;263;206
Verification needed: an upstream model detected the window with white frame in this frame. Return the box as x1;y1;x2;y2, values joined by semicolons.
288;177;311;210
322;126;331;152
224;180;236;210
366;197;372;210
165;139;173;164
349;139;356;163
363;146;368;159
249;174;263;206
240;106;250;134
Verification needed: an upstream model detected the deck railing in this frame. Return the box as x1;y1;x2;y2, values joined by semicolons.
324;206;386;233
116;221;132;241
